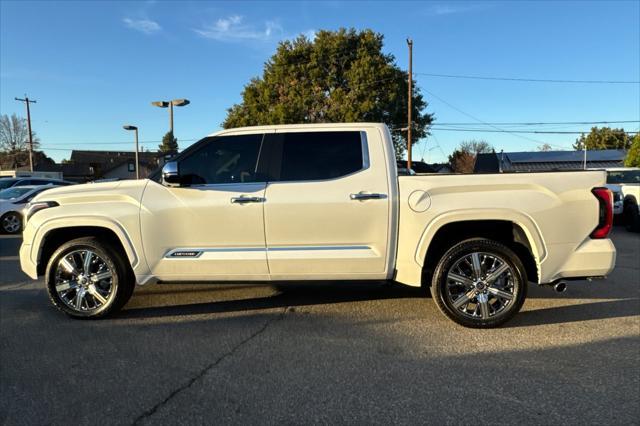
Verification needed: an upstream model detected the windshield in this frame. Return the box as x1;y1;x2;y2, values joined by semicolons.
0;187;32;200
0;179;17;190
607;170;640;184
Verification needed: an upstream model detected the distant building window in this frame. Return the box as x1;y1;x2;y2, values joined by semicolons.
128;162;135;172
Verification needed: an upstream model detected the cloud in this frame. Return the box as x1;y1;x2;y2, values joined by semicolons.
425;3;489;16
194;15;285;42
123;17;162;34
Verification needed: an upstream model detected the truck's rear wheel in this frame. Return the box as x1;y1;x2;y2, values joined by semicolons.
431;238;527;328
45;237;135;319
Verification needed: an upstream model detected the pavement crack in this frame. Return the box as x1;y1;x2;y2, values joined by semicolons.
132;307;288;425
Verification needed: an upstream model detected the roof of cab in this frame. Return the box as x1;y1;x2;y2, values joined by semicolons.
208;122;389;137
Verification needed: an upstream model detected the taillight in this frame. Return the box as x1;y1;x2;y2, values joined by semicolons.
590;187;613;239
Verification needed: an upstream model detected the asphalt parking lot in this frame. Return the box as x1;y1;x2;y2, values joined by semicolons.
1;229;639;425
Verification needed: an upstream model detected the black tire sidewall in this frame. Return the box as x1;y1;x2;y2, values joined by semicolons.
45;237;131;319
432;238;528;328
1;212;22;234
625;203;640;232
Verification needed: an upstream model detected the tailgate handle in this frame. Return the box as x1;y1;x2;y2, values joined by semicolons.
350;193;386;200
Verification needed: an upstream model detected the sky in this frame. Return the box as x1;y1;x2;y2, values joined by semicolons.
1;0;639;163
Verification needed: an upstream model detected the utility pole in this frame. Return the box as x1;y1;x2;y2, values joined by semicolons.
583;144;587;170
14;96;37;172
406;38;413;171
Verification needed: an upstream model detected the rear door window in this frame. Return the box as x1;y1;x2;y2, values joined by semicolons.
266;131;364;181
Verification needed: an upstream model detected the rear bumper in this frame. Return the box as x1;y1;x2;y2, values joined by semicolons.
542;238;616;284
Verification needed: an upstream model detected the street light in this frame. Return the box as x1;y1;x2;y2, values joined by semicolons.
123;125;140;180
151;98;190;135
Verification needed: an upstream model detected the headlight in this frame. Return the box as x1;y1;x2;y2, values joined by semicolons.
24;201;59;221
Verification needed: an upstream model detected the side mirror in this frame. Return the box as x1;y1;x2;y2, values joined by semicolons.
162;161;181;187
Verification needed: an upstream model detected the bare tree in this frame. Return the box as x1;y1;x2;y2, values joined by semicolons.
537;143;553;151
0;113;40;153
458;140;494;155
448;140;494;173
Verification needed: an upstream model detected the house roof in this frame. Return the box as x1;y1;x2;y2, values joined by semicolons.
69;150;163;175
70;150;161;164
502;149;626;163
475;149;626;173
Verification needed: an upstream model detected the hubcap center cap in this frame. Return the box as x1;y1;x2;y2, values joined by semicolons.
475;281;486;291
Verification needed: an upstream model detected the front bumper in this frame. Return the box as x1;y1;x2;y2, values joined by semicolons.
19;242;38;279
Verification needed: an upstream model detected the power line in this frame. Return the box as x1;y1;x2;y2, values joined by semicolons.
39;139;199;146
432;120;640;126
432;127;640;135
421;88;561;147
414;72;640;84
265;50;639;86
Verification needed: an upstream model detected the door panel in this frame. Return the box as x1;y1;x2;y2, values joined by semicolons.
141;182;268;280
140;133;270;281
263;129;391;279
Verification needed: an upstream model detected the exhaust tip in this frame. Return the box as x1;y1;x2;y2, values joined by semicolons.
554;281;567;293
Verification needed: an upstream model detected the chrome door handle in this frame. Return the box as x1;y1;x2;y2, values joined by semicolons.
350;193;386;200
231;196;264;204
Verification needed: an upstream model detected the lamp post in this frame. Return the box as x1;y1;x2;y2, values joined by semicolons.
123;125;139;180
151;99;190;135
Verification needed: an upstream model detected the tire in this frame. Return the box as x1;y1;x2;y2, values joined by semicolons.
45;237;135;319
1;211;23;234
431;238;527;328
624;202;640;232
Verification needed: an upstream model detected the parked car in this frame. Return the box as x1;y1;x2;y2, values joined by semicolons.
0;177;73;191
606;168;640;232
0;185;64;234
604;183;624;215
20;123;615;327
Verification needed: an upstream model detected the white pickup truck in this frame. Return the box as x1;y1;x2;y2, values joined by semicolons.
20;123;616;327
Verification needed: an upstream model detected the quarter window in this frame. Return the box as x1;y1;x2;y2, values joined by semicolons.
270;131;364;181
179;134;264;185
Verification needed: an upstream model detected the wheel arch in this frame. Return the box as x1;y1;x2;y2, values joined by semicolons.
416;212;543;286
35;221;138;277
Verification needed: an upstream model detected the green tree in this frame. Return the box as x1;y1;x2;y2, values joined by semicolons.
448;140;494;173
158;131;178;156
624;134;640;167
223;28;433;158
573;127;632;150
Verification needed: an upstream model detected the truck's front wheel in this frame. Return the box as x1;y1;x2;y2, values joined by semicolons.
45;237;135;319
431;238;527;328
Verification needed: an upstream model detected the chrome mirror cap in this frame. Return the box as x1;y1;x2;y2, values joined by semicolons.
162;161;181;186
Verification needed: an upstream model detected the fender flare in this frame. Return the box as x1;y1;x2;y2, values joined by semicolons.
31;215;139;268
414;208;547;267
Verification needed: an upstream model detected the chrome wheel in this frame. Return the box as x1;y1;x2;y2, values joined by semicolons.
445;251;516;320
2;213;21;233
54;249;115;314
